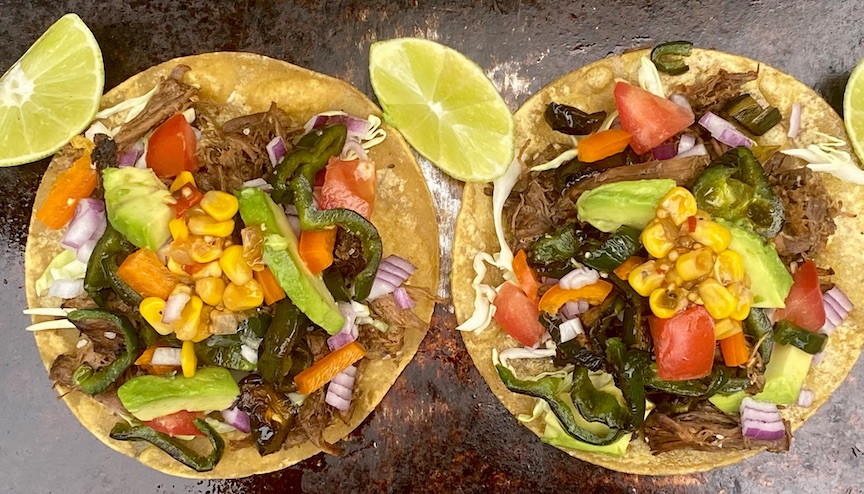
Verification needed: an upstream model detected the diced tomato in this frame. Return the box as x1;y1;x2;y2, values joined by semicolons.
772;259;826;332
146;113;200;178
169;183;204;218
145;410;205;437
319;157;376;218
648;305;715;380
614;82;695;155
493;282;546;347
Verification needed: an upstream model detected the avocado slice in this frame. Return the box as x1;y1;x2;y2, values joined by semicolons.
754;343;813;405
103;167;173;251
577;179;676;233
117;367;240;421
718;219;793;308
709;390;746;414
237;188;344;334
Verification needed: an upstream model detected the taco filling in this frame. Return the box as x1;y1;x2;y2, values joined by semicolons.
456;45;861;465
26;57;435;475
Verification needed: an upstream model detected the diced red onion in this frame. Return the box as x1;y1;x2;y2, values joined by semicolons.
740;397;786;441
241;178;273;192
161;292;190;324
240;344;258;365
325;365;357;411
826;286;853;312
558;318;584;343
741;397;779;413
76;239;98;264
820;286;852;334
669;93;693;113
393;286;415;309
304;112;373;140
559;267;600;290
788;102;802;139
328;302;358;351
60;199;106;250
366;255;417;301
699;111;753;148
266;136;287;167
676;143;708;158
341;139;369;162
150;347;182;366
797;388;814;408
677;134;696;154
559;301;582;321
118;140;145;167
742;419;786;441
47;279;85;299
651;142;677;160
718;128;753;148
221;406;251;433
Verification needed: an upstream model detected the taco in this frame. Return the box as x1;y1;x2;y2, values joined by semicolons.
452;46;864;474
24;52;438;478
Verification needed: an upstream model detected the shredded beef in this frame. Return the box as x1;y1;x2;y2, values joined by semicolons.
331;228;365;280
764;153;839;262
195;102;298;192
47;317;126;390
563;155;711;200
674;69;759;116
359;294;427;361
113;65;198;152
283;388;343;456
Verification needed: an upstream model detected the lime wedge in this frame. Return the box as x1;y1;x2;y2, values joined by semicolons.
369;38;514;182
0;13;104;167
844;56;864;163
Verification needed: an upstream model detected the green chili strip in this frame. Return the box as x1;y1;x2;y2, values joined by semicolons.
290;175;382;300
571;366;628;429
724;94;782;136
650;41;693;75
644;363;745;397
258;298;309;389
605;338;646;429
84;224;136;307
69;310;141;395
773;320;827;355
269;124;347;203
101;254;143;306
109;419;224;472
744;308;774;364
580;226;642;272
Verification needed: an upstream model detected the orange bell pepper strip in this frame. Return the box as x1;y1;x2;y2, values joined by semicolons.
719;331;750;367
577;129;633;163
298;228;337;275
294;340;366;395
35;151;98;229
134;346;180;375
513;249;540;304
538;280;614;314
254;266;287;305
613;256;647;280
116;249;180;300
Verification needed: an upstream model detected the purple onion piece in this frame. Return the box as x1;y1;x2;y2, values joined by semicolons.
718;128;753;148
221;406;251;433
651;142;677;160
393;287;415;309
797;388;814;408
788;102;802;139
76;239;98;264
669;93;693;113
676;143;708;158
304;112;373;139
366;256;416;301
677;133;696;154
118;140;145;167
266;136;287;167
60;199;106;250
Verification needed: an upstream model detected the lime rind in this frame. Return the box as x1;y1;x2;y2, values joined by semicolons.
0;13;104;167
369;38;514;182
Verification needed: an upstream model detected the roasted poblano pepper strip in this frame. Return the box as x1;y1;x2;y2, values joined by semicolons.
605;338;646;429
607;275;646;350
579;226;642;272
527;225;583;266
290;175;382;300
69;309;141;395
196;315;269;371
269;124;347;203
496;364;625;445
773;320;827;355
644;363;747;397
101;253;143;306
650;41;693;75
544;102;607;136
743;308;774;364
84;224;137;307
109;419;224;472
570;366;628;429
258;298;310;390
724;94;782;136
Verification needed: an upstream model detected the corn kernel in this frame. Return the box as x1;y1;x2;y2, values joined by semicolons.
192;306;212;343
195;277;226;306
698;279;737;320
191;261;223;280
714;250;745;285
664;267;686;287
169;171;197;192
181;340;197;377
649;286;688;319
628;260;666;297
657;187;698;226
200;190;240;222
641;220;676;259
188;215;234;237
222;279;264;312
675;248;714;281
714;318;743;340
169;218;189;241
139;297;173;335
173;295;204;341
690;219;732;254
190;236;223;264
220;244;254;286
167;257;190;277
728;283;752;321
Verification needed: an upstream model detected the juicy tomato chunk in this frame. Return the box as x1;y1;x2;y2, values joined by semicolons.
648;305;715;380
144;410;204;437
773;259;826;332
614;82;695;155
493;282;546;347
146;113;200;178
319;157;376;218
169;183;204;218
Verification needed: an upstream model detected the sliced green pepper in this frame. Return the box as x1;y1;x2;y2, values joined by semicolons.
526;225;585;277
644;363;747;397
773;320;827;355
544;102;607;136
650;41;693;75
268;124;347;203
579;225;642;272
84;224;137;307
743;308;774;364
196;315;269;371
605;338;647;429
289;175;382;300
496;364;625;445
69;309;141;395
607;275;646;350
571;366;628;429
101;253;143;307
724;94;782;136
258;298;310;390
109;418;224;472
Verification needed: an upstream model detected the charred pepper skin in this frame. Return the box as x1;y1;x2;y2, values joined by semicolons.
544;102;607;136
744;308;775;364
290;174;382;301
269;124;347;203
773;320;828;355
69;309;141;395
650;41;694;75
258;298;310;391
109;419;224;472
644;363;748;397
605;338;647;429
84;224;137;307
237;374;299;456
579;226;643;272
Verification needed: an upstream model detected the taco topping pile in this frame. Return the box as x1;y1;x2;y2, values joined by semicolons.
29;65;426;472
460;43;858;457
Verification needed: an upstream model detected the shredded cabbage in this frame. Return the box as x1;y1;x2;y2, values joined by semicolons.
492;158;523;273
781;132;864;184
638;56;665;98
455;252;499;332
598;110;620;132
529;149;578;172
36;250;88;297
93;85;158;122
